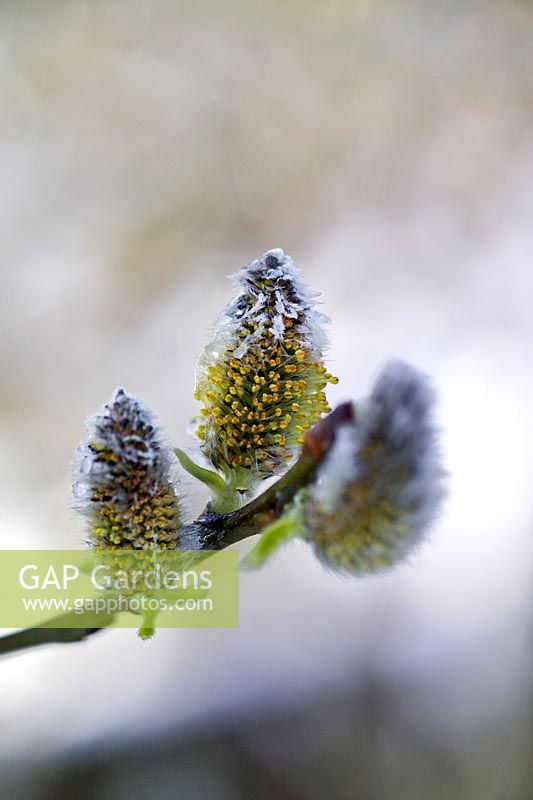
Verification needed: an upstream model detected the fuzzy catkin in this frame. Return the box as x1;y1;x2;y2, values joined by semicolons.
303;361;445;574
73;388;181;550
194;249;338;490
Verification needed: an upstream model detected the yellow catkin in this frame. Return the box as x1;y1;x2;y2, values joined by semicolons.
73;388;181;550
194;249;338;490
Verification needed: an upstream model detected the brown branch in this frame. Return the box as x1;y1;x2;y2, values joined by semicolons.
0;402;354;659
0;612;116;657
193;401;354;548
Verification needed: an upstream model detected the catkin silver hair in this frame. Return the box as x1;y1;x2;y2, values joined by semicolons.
303;361;446;574
73;388;182;550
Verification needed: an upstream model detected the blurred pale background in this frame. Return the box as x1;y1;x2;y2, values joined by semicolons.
0;1;531;798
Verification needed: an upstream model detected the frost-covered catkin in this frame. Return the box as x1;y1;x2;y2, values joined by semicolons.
303;361;445;574
195;249;338;491
73;389;181;550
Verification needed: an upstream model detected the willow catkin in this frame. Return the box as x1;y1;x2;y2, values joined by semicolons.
73;388;181;550
194;248;338;493
302;361;445;574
